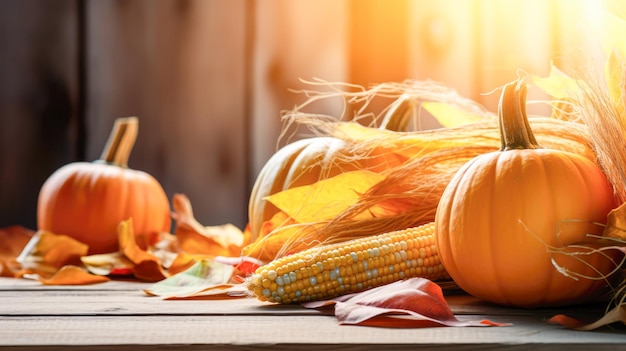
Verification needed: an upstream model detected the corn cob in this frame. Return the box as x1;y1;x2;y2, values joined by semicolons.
246;222;449;304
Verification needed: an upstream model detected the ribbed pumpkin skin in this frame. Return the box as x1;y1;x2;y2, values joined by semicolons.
248;137;403;240
37;162;171;254
435;148;619;307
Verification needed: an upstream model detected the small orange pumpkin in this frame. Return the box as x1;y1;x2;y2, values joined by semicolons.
37;117;171;254
435;79;621;307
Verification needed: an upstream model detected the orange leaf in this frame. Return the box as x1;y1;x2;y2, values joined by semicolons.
173;193;245;256
0;225;35;259
168;252;198;275
39;265;110;285
549;304;626;331
16;230;89;277
303;278;509;328
0;226;35;277
241;211;299;262
118;219;166;281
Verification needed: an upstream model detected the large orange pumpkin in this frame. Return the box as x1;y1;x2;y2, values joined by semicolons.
37;117;171;254
435;79;621;307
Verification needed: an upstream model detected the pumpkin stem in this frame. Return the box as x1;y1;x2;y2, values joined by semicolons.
99;116;139;167
498;79;541;151
379;93;415;132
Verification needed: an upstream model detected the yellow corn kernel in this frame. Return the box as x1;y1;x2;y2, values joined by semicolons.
246;222;449;304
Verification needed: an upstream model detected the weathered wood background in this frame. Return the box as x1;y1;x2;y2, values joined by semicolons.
0;0;592;232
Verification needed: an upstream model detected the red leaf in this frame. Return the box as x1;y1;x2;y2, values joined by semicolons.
303;278;509;328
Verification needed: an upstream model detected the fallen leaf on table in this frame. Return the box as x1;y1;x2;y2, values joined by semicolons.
16;230;89;278
39;265;109;285
302;278;509;328
144;259;246;299
172;193;246;257
0;226;35;277
549;304;626;331
118;219;167;282
213;255;264;279
81;252;134;276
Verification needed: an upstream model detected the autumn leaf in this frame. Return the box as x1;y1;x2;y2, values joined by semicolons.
16;230;89;277
605;50;626;124
173;193;245;257
39;265;109;285
0;226;34;277
81;252;134;276
532;64;580;100
267;170;385;224
118;219;167;282
549;304;626;331
144;259;240;299
421;102;484;128
303;278;509;328
213;255;264;280
604;201;626;240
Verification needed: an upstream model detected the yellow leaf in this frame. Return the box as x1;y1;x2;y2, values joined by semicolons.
598;9;626;60
421;102;484;128
605;201;626;240
267;170;385;224
604;50;626;119
532;64;580;100
334;122;396;142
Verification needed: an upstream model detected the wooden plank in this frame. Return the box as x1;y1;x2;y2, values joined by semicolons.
2;313;626;350
1;277;626;350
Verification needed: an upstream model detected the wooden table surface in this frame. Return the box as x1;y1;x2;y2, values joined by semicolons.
2;277;626;350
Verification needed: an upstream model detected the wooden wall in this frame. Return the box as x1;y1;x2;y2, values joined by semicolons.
0;0;600;233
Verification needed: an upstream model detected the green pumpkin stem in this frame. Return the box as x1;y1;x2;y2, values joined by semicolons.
498;79;541;151
100;116;139;168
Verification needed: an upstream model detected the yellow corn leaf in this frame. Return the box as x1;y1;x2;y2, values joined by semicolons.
267;170;385;224
16;230;88;276
143;259;238;299
421;102;484;128
39;265;109;285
